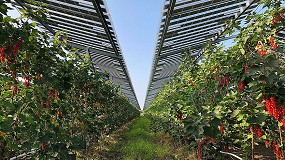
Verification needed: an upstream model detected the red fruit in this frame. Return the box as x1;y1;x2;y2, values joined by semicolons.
258;49;267;56
205;76;209;82
265;96;273;115
224;75;230;85
270;97;279;120
81;121;84;125
0;53;5;62
0;47;6;63
7;82;11;90
23;75;32;89
254;125;263;138
270;37;277;50
13;86;18;95
272;141;278;151
41;101;45;109
46;101;50;109
265;140;269;148
190;79;193;85
244;65;249;73
24;81;30;89
277;15;282;21
7;56;15;64
6;65;10;72
49;90;55;99
217;87;221;95
22;65;29;71
75;121;79;127
270;37;274;44
272;141;283;159
278;105;285;118
11;70;16;76
12;40;22;55
238;81;245;93
219;122;224;134
271;43;277;50
219;77;223;86
41;142;45;151
177;111;183;121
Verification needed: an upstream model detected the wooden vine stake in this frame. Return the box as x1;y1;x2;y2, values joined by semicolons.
250;126;254;160
278;125;284;159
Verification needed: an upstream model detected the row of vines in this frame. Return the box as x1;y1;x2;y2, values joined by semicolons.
0;1;140;159
145;0;285;159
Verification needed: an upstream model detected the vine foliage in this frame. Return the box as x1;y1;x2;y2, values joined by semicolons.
0;1;140;159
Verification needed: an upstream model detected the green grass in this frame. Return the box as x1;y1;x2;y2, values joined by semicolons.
120;117;170;160
77;116;196;160
121;139;169;160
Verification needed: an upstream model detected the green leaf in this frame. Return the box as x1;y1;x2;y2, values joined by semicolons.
259;75;267;81
256;92;263;100
213;106;222;119
256;27;263;33
267;59;279;67
4;102;15;111
231;109;240;118
261;135;267;139
278;88;285;95
240;48;245;55
249;65;260;75
247;134;253;140
203;126;217;137
28;36;33;41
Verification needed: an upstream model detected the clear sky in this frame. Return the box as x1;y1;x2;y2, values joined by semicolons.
106;0;164;109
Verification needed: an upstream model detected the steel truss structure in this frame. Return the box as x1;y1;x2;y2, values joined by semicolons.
14;0;139;108
144;0;258;109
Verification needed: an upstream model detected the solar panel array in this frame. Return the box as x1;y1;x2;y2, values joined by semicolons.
144;0;258;109
14;0;139;108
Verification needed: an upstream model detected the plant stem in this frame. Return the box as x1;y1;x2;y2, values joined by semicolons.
278;125;283;159
252;131;254;160
279;125;283;146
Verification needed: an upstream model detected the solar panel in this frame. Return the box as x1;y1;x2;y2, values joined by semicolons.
144;0;258;109
14;0;139;108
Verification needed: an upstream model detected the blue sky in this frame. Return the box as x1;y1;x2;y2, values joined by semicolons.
106;0;164;109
